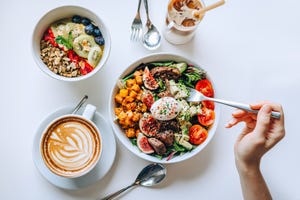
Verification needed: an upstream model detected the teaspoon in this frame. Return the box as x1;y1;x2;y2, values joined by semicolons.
99;163;166;200
142;0;161;50
72;95;88;114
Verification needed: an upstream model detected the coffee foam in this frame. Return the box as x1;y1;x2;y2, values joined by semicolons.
41;116;101;177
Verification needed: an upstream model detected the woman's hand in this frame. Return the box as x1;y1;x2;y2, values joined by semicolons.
226;102;285;170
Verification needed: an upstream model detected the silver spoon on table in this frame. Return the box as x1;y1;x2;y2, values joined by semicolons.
72;95;88;114
99;163;166;200
142;0;161;50
187;88;281;119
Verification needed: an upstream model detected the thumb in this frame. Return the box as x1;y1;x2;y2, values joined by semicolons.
253;104;272;137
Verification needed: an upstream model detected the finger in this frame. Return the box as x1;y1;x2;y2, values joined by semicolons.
225;118;238;128
253;104;272;137
232;109;247;118
250;100;271;110
225;115;255;128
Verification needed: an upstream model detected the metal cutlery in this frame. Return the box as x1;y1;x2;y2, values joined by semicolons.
130;0;143;41
186;88;281;119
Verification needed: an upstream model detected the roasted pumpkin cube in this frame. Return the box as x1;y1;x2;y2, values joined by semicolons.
119;88;129;97
125;128;136;138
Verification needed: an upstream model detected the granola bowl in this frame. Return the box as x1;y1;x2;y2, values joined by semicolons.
32;5;111;82
109;53;220;164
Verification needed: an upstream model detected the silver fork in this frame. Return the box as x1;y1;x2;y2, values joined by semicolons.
186;88;281;119
130;0;143;41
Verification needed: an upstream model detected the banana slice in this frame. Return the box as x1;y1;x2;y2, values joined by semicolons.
67;23;85;38
88;46;102;67
51;19;70;38
73;35;96;58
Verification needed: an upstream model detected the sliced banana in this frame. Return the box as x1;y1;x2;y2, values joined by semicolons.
88;46;102;67
73;35;96;58
51;19;69;38
68;23;85;39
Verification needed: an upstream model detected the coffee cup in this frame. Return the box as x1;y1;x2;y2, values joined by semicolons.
40;104;102;178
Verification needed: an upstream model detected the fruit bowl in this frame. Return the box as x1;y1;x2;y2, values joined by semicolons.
109;53;220;164
32;5;111;82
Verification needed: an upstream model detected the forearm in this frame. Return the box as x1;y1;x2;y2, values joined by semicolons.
236;161;272;200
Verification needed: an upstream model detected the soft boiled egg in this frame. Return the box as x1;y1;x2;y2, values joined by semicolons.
150;97;182;121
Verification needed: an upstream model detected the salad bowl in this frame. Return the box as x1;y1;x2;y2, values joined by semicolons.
109;53;220;164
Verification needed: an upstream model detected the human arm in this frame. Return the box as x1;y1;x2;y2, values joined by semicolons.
226;102;285;200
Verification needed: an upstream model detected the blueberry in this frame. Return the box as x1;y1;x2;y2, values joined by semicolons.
72;15;82;23
85;24;95;35
93;27;102;37
81;17;91;26
95;36;105;45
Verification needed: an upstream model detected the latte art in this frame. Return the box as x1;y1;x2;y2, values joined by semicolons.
41;116;101;177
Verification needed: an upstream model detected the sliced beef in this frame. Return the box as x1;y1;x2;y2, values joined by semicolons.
150;66;181;80
148;138;167;155
159;119;180;132
156;130;174;147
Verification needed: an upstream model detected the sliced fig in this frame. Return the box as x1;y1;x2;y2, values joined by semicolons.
143;66;159;90
137;133;154;154
139;113;160;137
141;89;155;110
148;138;167;155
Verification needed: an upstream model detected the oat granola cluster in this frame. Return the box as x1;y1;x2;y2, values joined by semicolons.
40;40;81;77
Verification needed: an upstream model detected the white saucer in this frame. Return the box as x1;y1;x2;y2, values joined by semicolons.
32;106;116;190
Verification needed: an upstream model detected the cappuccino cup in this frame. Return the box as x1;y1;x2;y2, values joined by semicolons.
40;104;102;178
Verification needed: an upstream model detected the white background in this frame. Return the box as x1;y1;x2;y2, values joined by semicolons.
1;0;300;199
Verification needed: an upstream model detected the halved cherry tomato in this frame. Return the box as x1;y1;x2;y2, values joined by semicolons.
189;124;208;145
202;100;215;110
198;107;215;126
195;79;214;97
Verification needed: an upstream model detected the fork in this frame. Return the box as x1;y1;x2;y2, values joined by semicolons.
130;0;143;41
186;88;281;119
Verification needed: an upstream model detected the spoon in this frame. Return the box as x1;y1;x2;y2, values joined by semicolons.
186;87;281;119
142;0;161;50
72;95;88;114
100;163;166;200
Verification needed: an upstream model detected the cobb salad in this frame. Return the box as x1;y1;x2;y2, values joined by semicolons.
114;60;215;160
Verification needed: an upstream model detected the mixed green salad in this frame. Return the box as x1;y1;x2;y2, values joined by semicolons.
114;60;216;160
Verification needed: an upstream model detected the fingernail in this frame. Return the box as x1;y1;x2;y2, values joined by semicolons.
225;118;236;128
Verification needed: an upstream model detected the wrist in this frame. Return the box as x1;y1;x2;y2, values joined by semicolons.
235;158;261;176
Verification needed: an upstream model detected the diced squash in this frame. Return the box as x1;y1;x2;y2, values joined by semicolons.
115;94;123;104
126;79;136;87
125;128;136;138
119;88;129;97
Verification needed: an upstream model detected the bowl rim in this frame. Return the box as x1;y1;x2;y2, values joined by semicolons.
109;52;220;164
32;5;111;82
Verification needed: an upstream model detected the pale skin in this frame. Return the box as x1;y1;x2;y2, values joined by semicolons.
226;102;285;200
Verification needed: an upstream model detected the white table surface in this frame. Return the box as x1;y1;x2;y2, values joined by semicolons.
1;0;299;199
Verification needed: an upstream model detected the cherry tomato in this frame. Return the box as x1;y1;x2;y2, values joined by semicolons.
195;79;214;97
189;125;208;145
198;107;215;127
202;100;215;110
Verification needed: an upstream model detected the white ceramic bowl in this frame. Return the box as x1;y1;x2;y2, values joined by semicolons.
109;53;220;164
32;5;111;82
